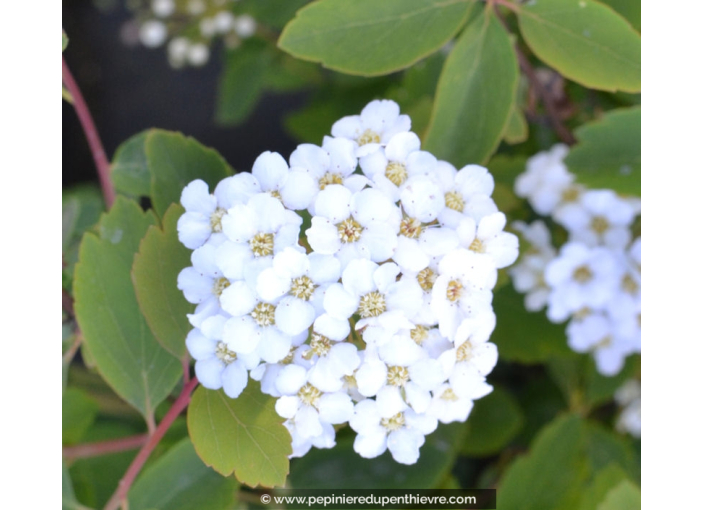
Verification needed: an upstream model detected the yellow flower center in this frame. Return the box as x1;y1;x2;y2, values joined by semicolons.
303;333;332;360
621;274;639;295
417;267;437;291
385;161;408;186
446;279;463;302
591;216;610;235
215;341;237;364
249;232;274;257
251;302;276;327
381;412;405;431
573;265;593;283
210;207;226;233
357;129;380;146
399;217;422;239
387;366;410;387
469;238;485;253
440;388;459;401
410;325;429;345
445;191;465;212
298;383;322;407
358;291;386;318
337;218;363;243
561;186;580;202
456;340;472;362
290;275;316;300
212;277;230;297
319;172;344;190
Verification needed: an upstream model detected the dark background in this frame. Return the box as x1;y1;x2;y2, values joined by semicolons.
63;0;306;189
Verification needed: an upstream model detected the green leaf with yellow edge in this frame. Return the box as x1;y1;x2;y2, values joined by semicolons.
73;197;182;421
290;422;465;489
498;414;589;510
111;131;151;199
424;4;519;166
597;479;640;510
565;106;641;196
462;386;524;457
62;388;100;445
215;40;272;126
517;0;640;93
146;130;233;218
132;204;193;359
187;385;291;488
129;438;239;510
491;285;573;363
278;0;473;76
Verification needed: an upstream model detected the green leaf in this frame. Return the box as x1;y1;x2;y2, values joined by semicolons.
63;463;92;510
63;29;69;52
290;422;465;489
63;388;100;445
129;438;238;510
132;204;193;359
584;422;639;481
146;130;233;218
600;0;640;32
278;0;473;76
424;5;519;166
491;285;573;363
584;355;639;408
578;464;629;510
517;0;640;93
462;386;524;457
597;479;640;510
111;131;151;199
498;414;588;510
63;185;104;268
73;197;182;421
486;155;527;217
564;106;641;196
215;40;272;126
263;53;323;93
187;385;291;488
503;103;529;145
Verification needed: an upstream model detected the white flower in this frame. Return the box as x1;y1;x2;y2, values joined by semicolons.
177;179;224;249
252;151;318;211
234;14;257;39
544;243;619;323
186;317;259;398
509;221;556;311
359;132;437;201
152;0;175;18
306;185;400;269
566;312;639;376
289;138;367;199
187;43;210;67
515;144;582;216
435;162;498;228
554;189;638;249
437;331;497;400
304;333;361;393
615;380;641;438
331;100;411;157
177;241;227;307
430;249;496;343
349;400;437;465
139;20;168;48
275;364;354;440
427;384;474;424
456;213;519;269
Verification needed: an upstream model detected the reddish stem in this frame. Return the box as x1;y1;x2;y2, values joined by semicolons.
63;434;149;460
62;56;116;208
103;377;199;510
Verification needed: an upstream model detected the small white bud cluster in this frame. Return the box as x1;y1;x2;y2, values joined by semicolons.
133;0;257;68
176;100;519;464
511;144;641;376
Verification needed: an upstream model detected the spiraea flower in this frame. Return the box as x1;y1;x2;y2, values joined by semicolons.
175;99;519;464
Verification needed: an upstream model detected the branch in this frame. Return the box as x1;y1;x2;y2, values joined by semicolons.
63;434;149;461
492;5;577;145
62;57;116;207
103;377;200;510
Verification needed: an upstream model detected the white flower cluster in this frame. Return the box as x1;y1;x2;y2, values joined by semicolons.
135;0;256;68
510;145;641;376
176;100;518;465
614;379;640;438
